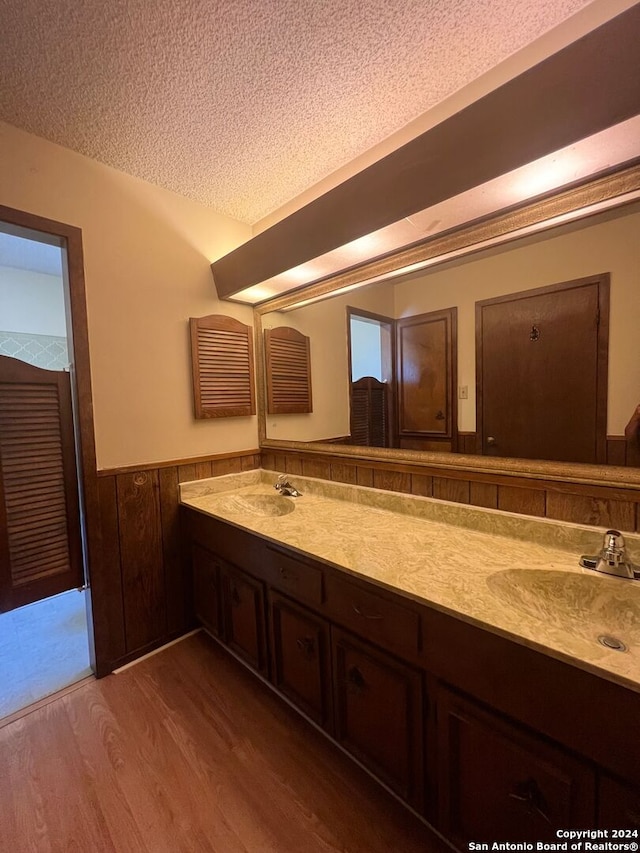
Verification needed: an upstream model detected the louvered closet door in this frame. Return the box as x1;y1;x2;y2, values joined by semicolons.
0;356;83;612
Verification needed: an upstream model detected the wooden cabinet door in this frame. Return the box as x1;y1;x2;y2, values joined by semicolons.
332;627;424;809
270;592;332;731
192;544;221;637
222;563;268;676
437;686;595;845
599;776;640;830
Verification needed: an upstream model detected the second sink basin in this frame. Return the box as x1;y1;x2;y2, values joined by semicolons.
216;493;296;518
487;568;640;646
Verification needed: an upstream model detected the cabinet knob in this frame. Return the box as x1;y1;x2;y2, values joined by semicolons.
508;778;551;824
279;566;296;582
346;666;366;694
296;636;315;658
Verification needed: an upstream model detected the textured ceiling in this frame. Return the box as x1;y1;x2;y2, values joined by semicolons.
0;0;596;224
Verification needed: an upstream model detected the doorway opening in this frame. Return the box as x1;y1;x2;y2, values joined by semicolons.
347;308;394;447
0;227;93;719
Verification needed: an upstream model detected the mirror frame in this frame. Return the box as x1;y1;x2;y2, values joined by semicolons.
254;162;640;491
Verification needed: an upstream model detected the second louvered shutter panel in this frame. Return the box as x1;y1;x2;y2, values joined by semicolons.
0;356;83;613
265;327;312;414
190;315;256;418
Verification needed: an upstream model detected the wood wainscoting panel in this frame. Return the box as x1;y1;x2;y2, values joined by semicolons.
261;449;640;532
356;466;375;487
158;466;189;637
97;450;260;672
373;469;412;494
469;482;498;509
411;473;433;498
433;477;471;504
284;455;304;475
498;485;546;517
545;492;636;531
331;462;359;485
302;458;333;481
95;476;127;664
117;470;167;652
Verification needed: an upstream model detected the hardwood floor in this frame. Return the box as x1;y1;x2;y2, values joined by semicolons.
0;632;446;852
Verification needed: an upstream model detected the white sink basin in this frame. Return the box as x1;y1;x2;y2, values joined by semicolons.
216;493;296;518
487;568;640;647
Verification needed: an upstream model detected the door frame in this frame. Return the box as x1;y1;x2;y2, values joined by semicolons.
475;274;610;463
0;203;107;676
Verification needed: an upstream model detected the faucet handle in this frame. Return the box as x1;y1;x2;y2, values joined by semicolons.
275;474;289;491
602;529;625;561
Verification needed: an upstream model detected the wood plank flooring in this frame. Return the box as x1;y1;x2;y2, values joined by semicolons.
0;632;447;852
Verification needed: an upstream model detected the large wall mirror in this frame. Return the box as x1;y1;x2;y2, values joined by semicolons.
254;167;640;486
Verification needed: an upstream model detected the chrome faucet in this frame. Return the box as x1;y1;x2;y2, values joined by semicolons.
580;530;640;580
274;474;302;498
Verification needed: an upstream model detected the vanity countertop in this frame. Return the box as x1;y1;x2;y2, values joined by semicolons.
180;469;640;694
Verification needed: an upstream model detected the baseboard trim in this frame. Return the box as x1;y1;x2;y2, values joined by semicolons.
112;629;202;673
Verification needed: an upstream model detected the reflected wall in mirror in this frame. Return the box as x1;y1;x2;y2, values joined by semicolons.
260;199;640;466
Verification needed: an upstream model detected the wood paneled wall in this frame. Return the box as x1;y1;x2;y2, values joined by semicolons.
261;450;640;533
97;450;260;672
416;433;636;467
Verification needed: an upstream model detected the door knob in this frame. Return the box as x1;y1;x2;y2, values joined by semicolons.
486;436;497;446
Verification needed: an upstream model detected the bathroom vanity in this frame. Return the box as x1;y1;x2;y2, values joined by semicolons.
180;471;640;847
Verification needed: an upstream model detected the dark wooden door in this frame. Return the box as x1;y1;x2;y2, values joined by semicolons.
222;562;268;676
476;275;609;463
269;592;332;730
396;308;457;449
332;627;424;809
437;686;596;844
0;355;83;612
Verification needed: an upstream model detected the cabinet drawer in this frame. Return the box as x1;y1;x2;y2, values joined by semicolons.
265;547;324;606
325;574;419;659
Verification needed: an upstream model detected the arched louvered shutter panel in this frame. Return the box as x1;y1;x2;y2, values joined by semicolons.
0;355;84;612
190;315;256;418
265;327;312;414
350;376;389;447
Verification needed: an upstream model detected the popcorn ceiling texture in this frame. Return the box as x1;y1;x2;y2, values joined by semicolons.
0;0;592;224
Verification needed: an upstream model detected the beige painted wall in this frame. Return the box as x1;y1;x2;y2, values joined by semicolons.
0;122;255;469
393;204;640;434
263;283;394;441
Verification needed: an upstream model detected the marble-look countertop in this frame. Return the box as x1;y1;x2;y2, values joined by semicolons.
180;469;640;693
